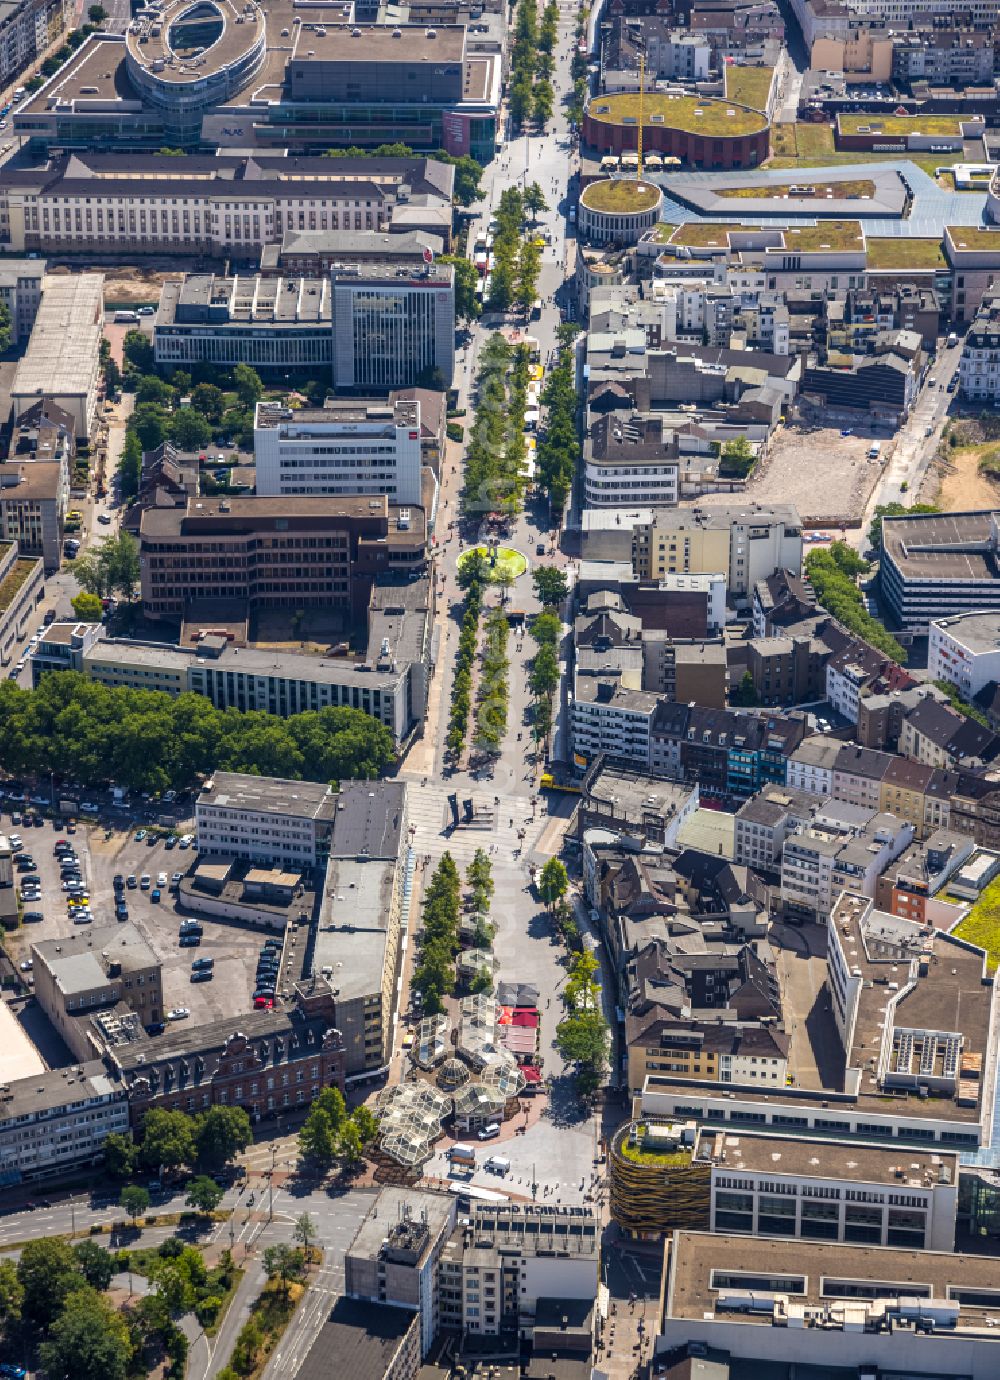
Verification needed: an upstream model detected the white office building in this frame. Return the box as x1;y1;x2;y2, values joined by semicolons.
195;772;336;867
254;398;423;504
928;610;1000;701
0;1059;129;1182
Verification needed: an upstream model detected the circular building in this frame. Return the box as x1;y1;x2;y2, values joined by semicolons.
125;0;266;137
579;179;662;245
583;93;769;171
609;1120;710;1239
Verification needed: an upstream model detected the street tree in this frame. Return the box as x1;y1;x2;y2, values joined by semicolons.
262;1244;306;1299
339;1120;364;1168
186;1176;224;1214
195;1104;252;1170
524;182;548;220
538;856;568;909
140;1108;195;1171
120;1185;150;1224
298;1103;338;1168
293;1213;317;1251
531;566;568;607
440;255;480;322
351;1105;380;1144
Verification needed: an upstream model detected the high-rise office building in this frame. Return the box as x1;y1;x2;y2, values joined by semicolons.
332;264;455;390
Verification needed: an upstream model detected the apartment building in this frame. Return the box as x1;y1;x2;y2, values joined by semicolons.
900;695;1000;768
313;781;408;1076
344;1188;457;1358
655;1232;1000;1379
959;293;1000;404
254;398;424;505
195;773;336;869
785;735;841;797
0;257;45;344
733;783;816;869
437;1204;599;1341
626;1014;789;1096
139;494;426;622
704;1131;958;1251
572;680;659;769
0;152;454;258
583;413;681;509
0;0;69;91
875;829;974;923
0;461;67;573
929;610;1000;701
154;274;332;370
632;503;802;598
780;810;913;920
31;923;163;1062
0;1060;129;1184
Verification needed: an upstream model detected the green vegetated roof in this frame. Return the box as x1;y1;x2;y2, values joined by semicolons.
587;93;766;136
581;179;661;212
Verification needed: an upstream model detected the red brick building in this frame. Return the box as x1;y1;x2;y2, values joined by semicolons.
110;983;346;1127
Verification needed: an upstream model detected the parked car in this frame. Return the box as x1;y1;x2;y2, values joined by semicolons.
151;888;161;902
179;933;201;947
127;874;138;888
190;968;213;982
192;957;214;970
167;1007;190;1021
140;874;151;889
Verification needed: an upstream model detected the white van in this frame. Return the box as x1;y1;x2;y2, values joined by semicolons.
867;442;881;459
485;1155;511;1175
113;309;138;324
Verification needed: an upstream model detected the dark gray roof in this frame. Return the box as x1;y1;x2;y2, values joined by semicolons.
329;781;407;860
296;1297;415;1380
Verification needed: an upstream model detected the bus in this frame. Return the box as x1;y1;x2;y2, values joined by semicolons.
540;773;581;794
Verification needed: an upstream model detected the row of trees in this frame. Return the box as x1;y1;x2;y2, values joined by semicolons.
528;571;565;750
412;852;462;1013
473;607;510;757
298;1085;378;1169
462;334;529;519
466;847;496;949
555;950;610;1096
509;0;556;129
805;542;906;663
105;1104;252;1178
488;186;545;315
0;671;395;796
536;330;579;516
446;565;484;758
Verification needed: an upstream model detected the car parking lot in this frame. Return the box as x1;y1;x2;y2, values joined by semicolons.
6;810;283;1033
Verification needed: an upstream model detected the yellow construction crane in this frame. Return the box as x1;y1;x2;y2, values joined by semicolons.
637;54;644;179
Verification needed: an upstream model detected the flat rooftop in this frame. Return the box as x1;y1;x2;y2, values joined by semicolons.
0;1058;122;1122
289;21;466;64
296;1297;415;1380
12;274;104;406
583;762;694;822
314;858;396;1000
125;0;264;86
159;274;330;326
832;892;992;1123
668;1231;1000;1336
33;922;158;995
694;1130;958;1187
255;398;419;431
329;780;406;860
882;510;1000;584
0;997;46;1083
347;1186;453;1263
931;610;1000;653
198;771;335;823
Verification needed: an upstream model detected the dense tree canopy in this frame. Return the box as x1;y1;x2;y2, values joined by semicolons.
0;671;394;794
